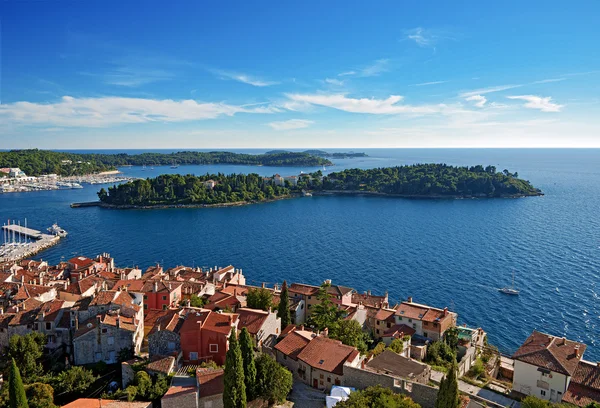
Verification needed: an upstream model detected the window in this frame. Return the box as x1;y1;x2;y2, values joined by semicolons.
95;352;102;361
143;295;148;300
48;335;55;344
327;377;331;383
210;344;218;353
424;322;429;326
541;390;546;396
377;320;381;325
189;352;198;361
45;322;52;330
398;317;402;321
108;336;114;345
320;374;324;379
408;318;412;323
300;304;304;310
162;295;167;301
144;304;148;309
102;328;108;334
433;323;438;328
162;305;167;310
283;355;287;360
308;296;311;300
376;329;380;334
387;323;391;328
33;323;39;331
168;341;176;351
412;324;416;329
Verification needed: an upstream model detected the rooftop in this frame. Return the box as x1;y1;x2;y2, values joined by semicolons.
365;350;429;379
297;336;359;375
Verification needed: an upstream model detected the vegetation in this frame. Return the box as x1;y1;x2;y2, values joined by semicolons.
24;383;57;408
435;359;459;408
8;333;46;383
520;396;576;408
307;282;345;331
104;371;169;402
246;287;274;311
277;280;292;330
0;149;332;176
335;385;421;408
224;328;246;408
9;358;29;408
51;366;97;398
239;328;257;401
266;149;368;159
444;327;459;353
426;341;456;370
369;342;387;358
466;358;486;381
330;319;370;353
388;338;405;354
254;354;293;405
188;294;206;308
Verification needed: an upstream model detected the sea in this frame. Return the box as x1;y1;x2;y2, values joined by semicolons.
1;148;599;359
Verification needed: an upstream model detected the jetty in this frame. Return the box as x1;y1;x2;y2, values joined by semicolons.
0;221;62;262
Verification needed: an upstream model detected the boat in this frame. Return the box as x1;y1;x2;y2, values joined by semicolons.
170;162;179;169
499;271;519;295
302;190;313;197
47;224;68;237
142;165;147;171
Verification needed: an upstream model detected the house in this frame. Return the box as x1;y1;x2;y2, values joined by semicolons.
148;310;184;359
33;299;73;349
284;175;298;186
364;350;431;384
296;335;361;391
392;298;456;341
146;355;176;377
62;399;151;408
178;309;238;365
197;367;224;408
203;180;216;189
161;385;198;408
72;311;143;365
142;280;183;311
562;360;600;407
274;326;315;375
273;174;285;186
236;307;281;347
289;281;354;317
512;331;586;403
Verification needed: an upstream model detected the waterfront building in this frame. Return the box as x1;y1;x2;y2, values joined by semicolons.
393;297;457;341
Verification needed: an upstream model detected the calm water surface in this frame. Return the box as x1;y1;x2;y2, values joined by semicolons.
1;148;599;358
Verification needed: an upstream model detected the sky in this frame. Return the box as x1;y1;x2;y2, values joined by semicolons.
1;1;600;149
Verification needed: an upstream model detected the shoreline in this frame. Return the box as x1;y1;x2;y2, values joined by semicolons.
71;189;543;209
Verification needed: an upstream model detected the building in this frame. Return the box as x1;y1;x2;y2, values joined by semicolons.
364;350;431;384
512;331;586;403
148;310;184;359
161;385;198;408
296;335;361;391
274;327;315;375
236;307;281;347
142;280;183;311
197;367;225;408
563;360;600;407
273;174;285;186
289;281;354;316
393;298;456;341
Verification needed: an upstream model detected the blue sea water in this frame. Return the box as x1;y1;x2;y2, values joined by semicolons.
1;148;599;358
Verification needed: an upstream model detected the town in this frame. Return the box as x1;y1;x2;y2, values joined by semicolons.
0;254;597;408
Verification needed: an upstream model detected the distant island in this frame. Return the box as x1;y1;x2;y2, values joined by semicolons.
266;149;368;158
0;149;333;176
84;164;542;209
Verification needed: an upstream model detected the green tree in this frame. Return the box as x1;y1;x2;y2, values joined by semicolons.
188;294;206;308
239;328;257;400
134;371;152;399
335;385;420;408
307;282;344;331
9;358;29;408
254;354;293;405
246;288;273;311
370;342;386;358
467;358;485;380
277;281;292;330
330;319;368;353
97;187;108;201
8;333;46;383
444;327;459;352
25;383;57;408
435;359;459;408
223;328;246;408
53;366;97;396
149;375;169;400
388;338;405;354
426;341;456;369
521;396;552;408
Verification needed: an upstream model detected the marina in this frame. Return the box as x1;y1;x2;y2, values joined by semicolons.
0;220;64;262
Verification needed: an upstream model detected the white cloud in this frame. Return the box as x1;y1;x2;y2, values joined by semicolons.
507;95;563;112
325;78;344;86
405;27;434;47
460;84;523;98
531;78;567;84
285;93;443;115
268;119;314;131
360;59;389;77
338;71;356;77
212;70;279;87
466;95;487;108
0;95;278;127
411;80;447;87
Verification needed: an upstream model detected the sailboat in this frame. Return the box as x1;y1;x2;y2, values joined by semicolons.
170;161;179;169
499;271;519;295
142;165;147;171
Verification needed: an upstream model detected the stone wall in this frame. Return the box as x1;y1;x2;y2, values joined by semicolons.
149;330;181;359
121;361;136;388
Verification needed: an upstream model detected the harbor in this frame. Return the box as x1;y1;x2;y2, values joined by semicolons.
0;220;64;262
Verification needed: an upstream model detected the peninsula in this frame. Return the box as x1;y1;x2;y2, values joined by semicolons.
0;149;333;177
266;149;368;158
86;164;542;209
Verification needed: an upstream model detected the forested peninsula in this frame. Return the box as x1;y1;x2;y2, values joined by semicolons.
92;164;542;209
0;149;333;176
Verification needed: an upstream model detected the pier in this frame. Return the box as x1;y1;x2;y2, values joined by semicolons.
0;221;62;262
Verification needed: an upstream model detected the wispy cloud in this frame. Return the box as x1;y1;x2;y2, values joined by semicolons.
410;80;448;87
403;27;455;48
80;67;174;87
268;119;314;131
459;84;523;98
531;78;567;85
466;95;487;108
0;96;278;127
507;95;563;112
212;69;279;87
325;78;344;86
336;59;390;79
338;71;356;77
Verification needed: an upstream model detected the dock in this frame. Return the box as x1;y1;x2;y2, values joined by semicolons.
0;222;62;262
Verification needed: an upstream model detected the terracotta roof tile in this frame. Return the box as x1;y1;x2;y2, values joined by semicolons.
62;398;151;408
382;324;415;339
197;367;225;398
237;308;270;335
274;331;311;361
297;336;358;375
146;356;175;375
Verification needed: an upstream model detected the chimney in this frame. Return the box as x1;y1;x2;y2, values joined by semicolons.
322;327;329;337
75;315;79;330
154;281;158;293
64;281;68;291
262;282;266;289
407;296;413;303
300;325;304;331
39;277;43;286
367;290;371;296
444;307;448;317
116;316;120;330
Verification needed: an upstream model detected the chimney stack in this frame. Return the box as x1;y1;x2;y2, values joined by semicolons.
322;327;329;337
154;281;158;293
407;296;413;303
300;325;304;331
444;307;448;316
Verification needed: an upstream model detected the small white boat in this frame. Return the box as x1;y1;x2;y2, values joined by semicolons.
499;271;519;295
47;224;68;237
170;161;179;169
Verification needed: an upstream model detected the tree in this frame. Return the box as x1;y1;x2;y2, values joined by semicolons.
239;328;257;400
133;371;152;399
330;319;368;353
307;282;344;331
370;342;386;358
223;328;246;408
335;385;420;408
53;366;97;396
25;383;57;408
188;294;205;308
149;374;169;400
444;327;459;352
246;288;273;311
254;354;293;405
97;187;108;201
277;281;292;330
435;358;459;408
388;338;404;354
9;358;29;408
521;396;552;408
8;333;46;383
426;341;456;369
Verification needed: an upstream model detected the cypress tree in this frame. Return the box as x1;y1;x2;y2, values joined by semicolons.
435;359;459;408
277;280;292;330
239;328;257;400
9;358;29;408
223;328;246;408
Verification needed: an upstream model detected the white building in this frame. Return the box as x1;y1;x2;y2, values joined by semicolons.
512;331;586;403
273;174;285;186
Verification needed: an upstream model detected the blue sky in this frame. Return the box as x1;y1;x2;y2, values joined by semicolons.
1;1;599;148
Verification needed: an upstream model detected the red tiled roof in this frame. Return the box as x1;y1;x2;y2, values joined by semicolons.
562;361;600;406
275;331;311;361
62;399;151;408
89;291;117;306
146;356;175;375
68;256;95;269
148;310;182;336
197;367;225;398
37;299;65;322
74;313;137;339
395;303;429;320
297;336;358;375
382;324;415;338
161;385;197;401
289;283;319;296
374;309;395;321
352;293;387;308
203;312;238;335
113;279;145;292
144;309;173;330
237;308;269;335
512;331;586;376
